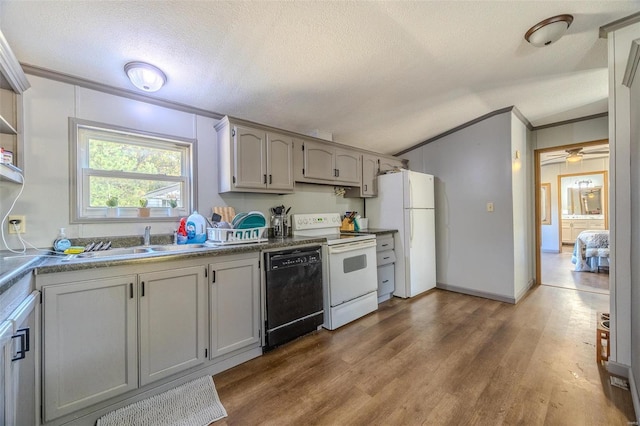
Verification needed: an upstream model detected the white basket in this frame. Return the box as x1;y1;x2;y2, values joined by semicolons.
206;226;268;245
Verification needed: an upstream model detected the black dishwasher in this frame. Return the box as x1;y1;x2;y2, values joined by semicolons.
264;246;323;351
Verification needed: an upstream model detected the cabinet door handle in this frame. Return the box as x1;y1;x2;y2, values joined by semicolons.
212;270;216;283
269;174;272;184
336;169;340;177
129;283;133;299
364;184;367;191
141;281;145;297
11;327;29;361
232;129;236;137
263;174;267;184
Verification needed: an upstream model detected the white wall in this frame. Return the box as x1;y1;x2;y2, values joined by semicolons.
607;22;639;370
511;114;532;300
540;157;610;252
0;75;363;249
413;111;525;301
535;115;608;149
630;45;640;408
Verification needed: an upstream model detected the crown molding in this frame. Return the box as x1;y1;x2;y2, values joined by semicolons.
20;63;224;120
623;39;640;88
0;31;30;93
599;12;640;39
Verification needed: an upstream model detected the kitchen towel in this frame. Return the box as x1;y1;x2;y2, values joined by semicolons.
97;375;227;426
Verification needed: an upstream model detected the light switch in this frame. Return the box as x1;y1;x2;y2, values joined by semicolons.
487;202;494;212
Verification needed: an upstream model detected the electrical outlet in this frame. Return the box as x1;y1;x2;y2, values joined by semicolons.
8;215;26;234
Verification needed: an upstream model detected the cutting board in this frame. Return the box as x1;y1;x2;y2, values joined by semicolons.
212;206;236;223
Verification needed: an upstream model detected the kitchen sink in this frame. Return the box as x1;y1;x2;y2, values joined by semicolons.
74;244;207;259
146;244;207;252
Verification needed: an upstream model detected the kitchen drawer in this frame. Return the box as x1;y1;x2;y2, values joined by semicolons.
376;249;396;266
376;235;394;252
377;264;394;296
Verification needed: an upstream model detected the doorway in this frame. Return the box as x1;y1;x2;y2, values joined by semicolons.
534;139;610;294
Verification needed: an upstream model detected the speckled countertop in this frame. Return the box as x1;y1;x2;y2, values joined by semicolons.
0;228;397;303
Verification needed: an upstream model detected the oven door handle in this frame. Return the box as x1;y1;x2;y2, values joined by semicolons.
328;239;377;254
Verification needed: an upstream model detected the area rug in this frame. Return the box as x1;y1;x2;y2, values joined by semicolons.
97;376;227;426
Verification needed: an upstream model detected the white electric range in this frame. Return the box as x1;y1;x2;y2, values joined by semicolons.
292;213;378;330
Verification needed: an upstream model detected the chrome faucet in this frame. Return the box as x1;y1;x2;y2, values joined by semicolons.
143;225;151;246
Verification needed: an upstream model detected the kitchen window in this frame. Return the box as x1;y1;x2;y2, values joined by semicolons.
70;118;195;222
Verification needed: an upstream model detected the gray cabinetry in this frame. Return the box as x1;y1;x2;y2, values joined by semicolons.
138;266;208;386
209;255;260;358
300;139;361;185
216;117;293;193
376;234;396;303
0;29;30;183
379;157;404;173
42;275;138;421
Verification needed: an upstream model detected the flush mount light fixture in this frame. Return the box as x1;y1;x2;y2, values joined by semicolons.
525;14;574;47
124;61;167;92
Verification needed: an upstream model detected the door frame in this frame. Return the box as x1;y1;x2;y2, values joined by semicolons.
534;138;609;285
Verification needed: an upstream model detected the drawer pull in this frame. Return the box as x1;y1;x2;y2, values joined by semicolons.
383;257;390;260
381;244;389;247
382;280;389;283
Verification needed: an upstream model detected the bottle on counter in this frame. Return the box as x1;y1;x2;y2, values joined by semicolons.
53;228;71;252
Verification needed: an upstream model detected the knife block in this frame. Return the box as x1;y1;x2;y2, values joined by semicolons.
340;218;354;231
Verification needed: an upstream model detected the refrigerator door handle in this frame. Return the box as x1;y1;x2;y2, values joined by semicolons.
410;210;414;246
409;178;413;208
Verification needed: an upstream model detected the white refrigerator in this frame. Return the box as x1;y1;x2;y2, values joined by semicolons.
367;170;436;298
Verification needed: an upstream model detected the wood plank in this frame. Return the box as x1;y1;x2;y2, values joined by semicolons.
212;286;635;425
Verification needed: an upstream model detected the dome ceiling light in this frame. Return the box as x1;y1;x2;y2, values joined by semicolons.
124;61;167;92
524;14;574;47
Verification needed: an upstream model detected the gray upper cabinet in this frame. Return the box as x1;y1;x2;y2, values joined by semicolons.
300;139;361;185
266;131;294;191
361;154;379;196
379;157;404;173
216;117;294;194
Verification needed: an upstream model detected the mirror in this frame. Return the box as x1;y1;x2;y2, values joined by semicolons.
567;187;602;215
559;171;607;218
541;183;551;225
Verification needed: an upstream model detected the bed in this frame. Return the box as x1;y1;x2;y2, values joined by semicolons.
572;230;609;272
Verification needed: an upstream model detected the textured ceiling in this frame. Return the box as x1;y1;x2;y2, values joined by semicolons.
1;1;638;155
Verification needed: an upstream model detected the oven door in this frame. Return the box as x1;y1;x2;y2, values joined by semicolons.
327;239;377;306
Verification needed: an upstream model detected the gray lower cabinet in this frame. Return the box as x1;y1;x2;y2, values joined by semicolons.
376;234;396;303
209;256;260;358
40;264;208;422
138;266;208;386
42;275;139;421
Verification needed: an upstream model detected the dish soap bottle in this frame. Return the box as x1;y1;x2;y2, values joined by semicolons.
53;228;71;252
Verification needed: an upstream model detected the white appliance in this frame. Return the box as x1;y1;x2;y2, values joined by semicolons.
367;170;436;298
292;213;378;330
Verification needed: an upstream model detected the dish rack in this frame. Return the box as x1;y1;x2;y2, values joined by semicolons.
206;226;268;245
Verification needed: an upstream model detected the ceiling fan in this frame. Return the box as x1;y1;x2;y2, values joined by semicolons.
541;146;610;164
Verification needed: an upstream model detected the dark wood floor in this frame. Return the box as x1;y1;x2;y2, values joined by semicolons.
540;245;609;294
213;286;634;425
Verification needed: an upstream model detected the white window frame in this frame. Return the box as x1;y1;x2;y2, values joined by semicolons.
70;118;196;223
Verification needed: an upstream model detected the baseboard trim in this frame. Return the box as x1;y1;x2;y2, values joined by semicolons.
607;360;630;377
514;279;535;303
436;283;515;304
